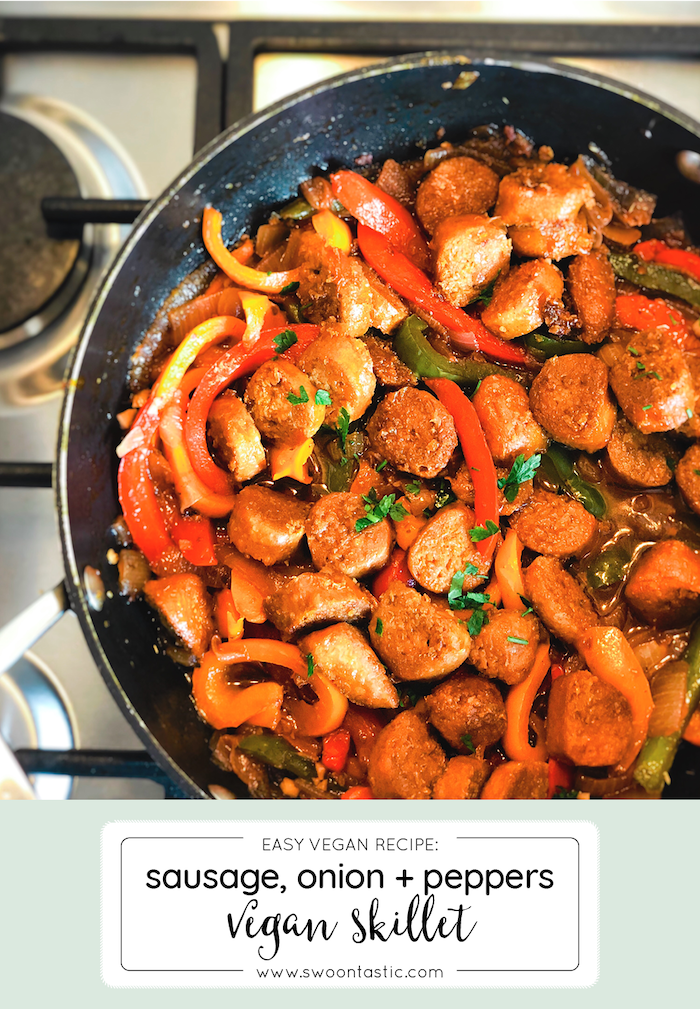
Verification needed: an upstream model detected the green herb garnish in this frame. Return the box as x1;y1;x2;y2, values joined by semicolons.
642;404;652;411
306;654;315;679
461;733;476;754
507;635;529;645
280;281;300;295
469;520;500;542
375;617;384;637
315;389;332;406
355;490;408;532
273;329;298;354
287;386;309;406
497;453;541;503
629;347;640;357
552;787;579;800
376;459;388;472
405;480;421;496
467;608;489;637
336;406;350;454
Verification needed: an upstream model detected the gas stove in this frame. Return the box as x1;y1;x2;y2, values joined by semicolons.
1;11;699;798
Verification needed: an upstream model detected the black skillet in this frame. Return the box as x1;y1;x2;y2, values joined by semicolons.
47;52;700;798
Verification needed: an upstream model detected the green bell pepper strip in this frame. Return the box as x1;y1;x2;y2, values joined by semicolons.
609;251;700;308
634;619;700;793
393;315;527;388
237;734;317;780
587;543;632;589
524;330;591;359
540;444;607;519
280;197;315;220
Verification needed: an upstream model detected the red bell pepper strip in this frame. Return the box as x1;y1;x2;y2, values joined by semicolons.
615;293;696;347
170;513;218;566
330;170;430;270
634;239;700;283
548;758;575;798
117;448;176;566
341;786;375;800
185;323;319;495
424;378;499;557
356;223;530;366
342;705;385;767
371;546;415;598
321;728;352;771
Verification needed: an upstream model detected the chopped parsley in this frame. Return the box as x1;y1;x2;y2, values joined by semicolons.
472;379;483;396
467;608;490;637
376;459;388;472
405;479;421;496
280;280;300;295
629;347;640;357
448;563;490;637
669;313;680;325
306;654;315;679
651;371;662;380
447;563;480;608
642;404;652;411
399;682;432;708
552;787;579;800
666;456;678;472
636;361;646;373
273;329;297;354
287;386;309;406
336;406;351;455
507;635;529;645
460;733;476;754
694;469;700;477
497;453;541;503
472;272;499;308
355;489;408;532
375;617;384;637
521;606;534;617
469;520;500;542
688;408;695;419
315;389;332;406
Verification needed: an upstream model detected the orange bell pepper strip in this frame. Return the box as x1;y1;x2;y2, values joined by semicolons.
214;588;245;641
576;626;654;771
192;651;283;730
312;208;352;254
425;378;499;558
269;438;314;483
683;707;700;746
502;642;551;762
495;529;526;611
202;207;299;293
393;496;427;550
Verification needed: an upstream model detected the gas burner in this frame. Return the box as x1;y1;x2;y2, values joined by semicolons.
0;93;146;415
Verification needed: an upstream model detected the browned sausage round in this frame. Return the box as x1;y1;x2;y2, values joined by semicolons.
510;490;598;558
244;357;325;443
472;374;548;465
424;672;507;748
468;609;541;685
306;492;394;578
675;443;700;515
264;567;376;640
368;710;446;799
207;391;266;483
606;415;673;488
546;668;633;766
366;387;458;478
567;247;616;344
625;539;700;628
369;581;471;681
407;503;492;594
529;355;616;452
480;760;549;798
523;555;598;645
228;486;310;566
432;756;491;799
432;214;511;307
607;330;695;433
143;574;213;660
298;332;376;423
415;156;499;234
299;623;398;709
481;259;563;341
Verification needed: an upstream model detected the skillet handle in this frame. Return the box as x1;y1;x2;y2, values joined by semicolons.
0;584;69;677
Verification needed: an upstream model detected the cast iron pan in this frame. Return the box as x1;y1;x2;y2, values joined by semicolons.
56;52;700;799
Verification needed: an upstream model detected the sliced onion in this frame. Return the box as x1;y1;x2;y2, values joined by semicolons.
648;660;688;737
574;769;635;797
168;291;223;343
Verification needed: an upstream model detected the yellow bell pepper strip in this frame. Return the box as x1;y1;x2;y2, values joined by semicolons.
239;290;273;344
202;206;299;293
495;529;526;611
425;378;499;558
502;642;551;762
192;650;283;730
269;438;314;483
577;626;654;771
312;208;352;254
214;588;245;641
159;391;236;517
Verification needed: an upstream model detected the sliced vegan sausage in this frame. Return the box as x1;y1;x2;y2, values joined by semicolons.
480;259;564;340
361;333;417;389
480;760;549;799
424;672;507;748
298;332;376;424
432;214;511;307
366;387;458;479
369;581;471;681
144;573;213;660
605;415;673;488
306;491;394;578
674;443;700;515
416;156;500;234
368;709;447;799
607;329;695;433
207;391;266;483
523;555;598;645
407;503;492;594
567;247;616;344
264;567;375;639
546;668;633;766
432;756;491;799
529;354;616;452
472;374;548;465
299;623;398;709
244;357;325;444
469;609;541;685
509;490;598;558
625;539;700;628
228;486;310;567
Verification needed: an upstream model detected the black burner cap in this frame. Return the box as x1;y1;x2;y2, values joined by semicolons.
0;111;82;334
